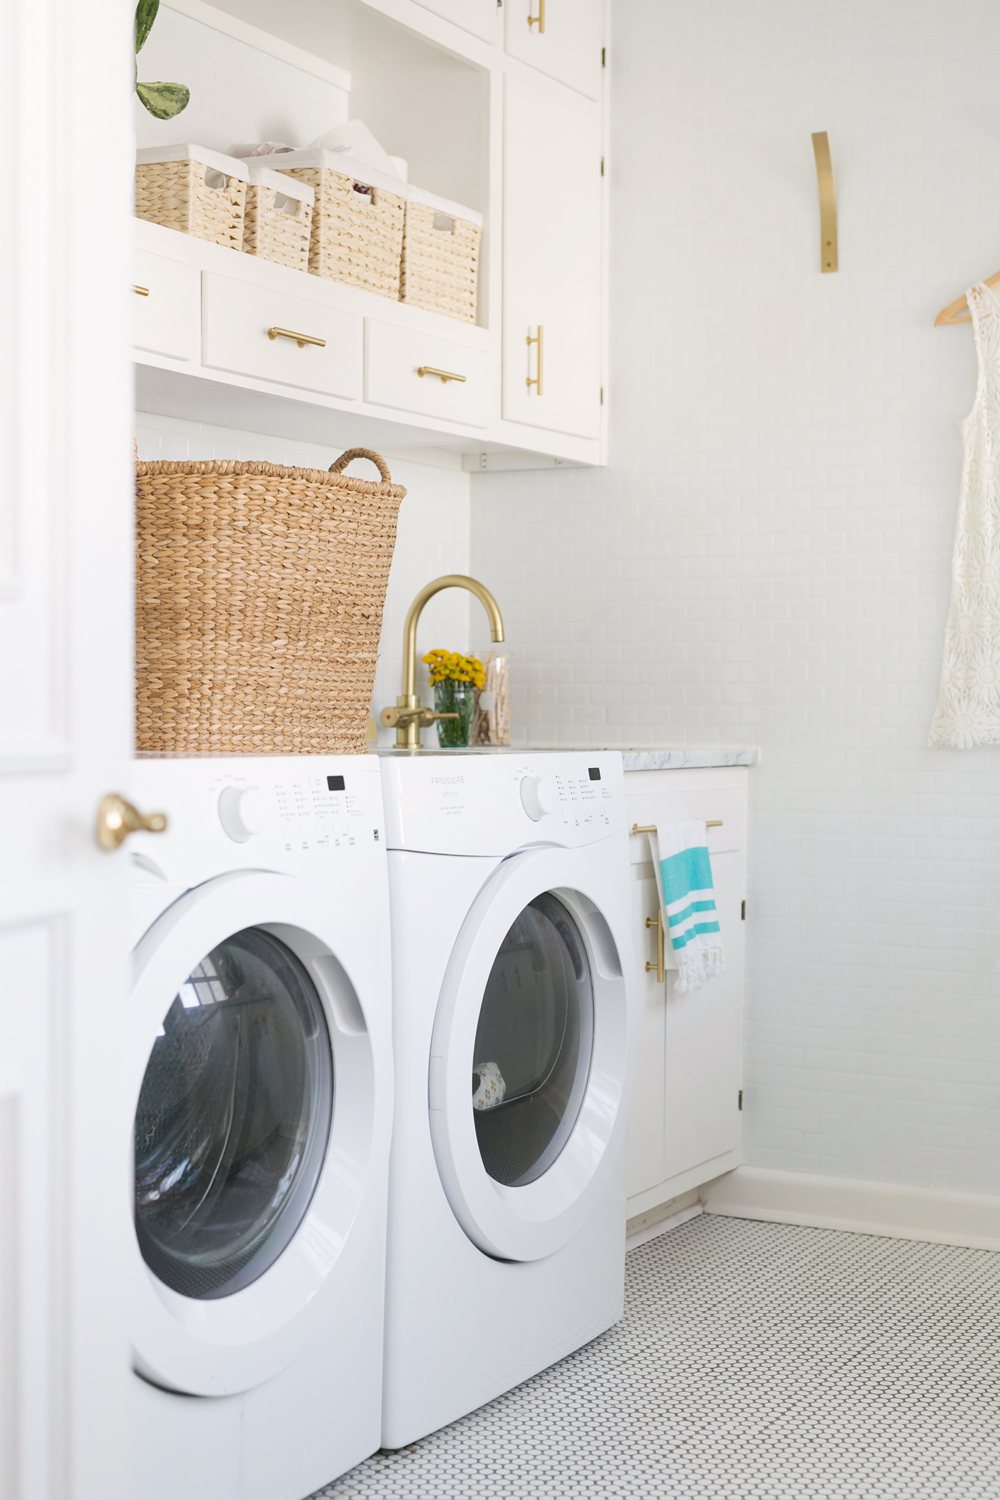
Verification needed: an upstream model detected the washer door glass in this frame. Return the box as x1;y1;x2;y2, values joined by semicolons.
472;892;594;1187
134;926;333;1300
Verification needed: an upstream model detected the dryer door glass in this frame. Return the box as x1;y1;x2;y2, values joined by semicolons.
134;926;333;1299
472;893;594;1187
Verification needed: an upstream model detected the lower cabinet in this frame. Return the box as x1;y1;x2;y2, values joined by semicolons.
624;768;748;1219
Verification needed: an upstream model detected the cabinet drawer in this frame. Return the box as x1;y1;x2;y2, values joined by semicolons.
133;251;199;362
202;272;363;399
626;780;746;864
365;320;491;427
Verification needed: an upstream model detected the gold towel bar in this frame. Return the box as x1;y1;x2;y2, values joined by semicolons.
631;820;723;836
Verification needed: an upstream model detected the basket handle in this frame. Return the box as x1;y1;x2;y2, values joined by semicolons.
329;448;392;484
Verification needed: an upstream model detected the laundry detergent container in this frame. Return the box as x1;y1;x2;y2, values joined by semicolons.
135;447;405;754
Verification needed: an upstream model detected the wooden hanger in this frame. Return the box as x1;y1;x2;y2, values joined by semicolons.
935;271;1000;325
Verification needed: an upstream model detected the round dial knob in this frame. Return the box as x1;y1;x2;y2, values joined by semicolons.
519;773;556;822
217;785;266;843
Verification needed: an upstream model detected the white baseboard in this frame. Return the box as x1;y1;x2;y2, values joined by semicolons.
701;1166;1000;1253
627;1202;702;1250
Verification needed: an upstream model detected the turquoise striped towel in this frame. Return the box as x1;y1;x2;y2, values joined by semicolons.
651;821;725;994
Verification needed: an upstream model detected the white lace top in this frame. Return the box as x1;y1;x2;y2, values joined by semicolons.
929;282;1000;748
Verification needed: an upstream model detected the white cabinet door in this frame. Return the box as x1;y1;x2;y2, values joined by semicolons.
624;771;748;1217
627;855;744;1200
662;851;745;1182
504;0;603;99
502;76;602;440
412;0;498;43
0;1;132;1496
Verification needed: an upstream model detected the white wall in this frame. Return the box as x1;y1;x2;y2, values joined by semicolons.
135;414;471;745
470;0;1000;1196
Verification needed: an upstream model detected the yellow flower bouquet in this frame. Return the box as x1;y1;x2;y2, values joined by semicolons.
422;648;485;747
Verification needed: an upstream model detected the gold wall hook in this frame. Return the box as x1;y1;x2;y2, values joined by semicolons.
96;793;168;852
811;131;838;273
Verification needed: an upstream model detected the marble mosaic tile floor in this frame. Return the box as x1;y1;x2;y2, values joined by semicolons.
312;1214;1000;1499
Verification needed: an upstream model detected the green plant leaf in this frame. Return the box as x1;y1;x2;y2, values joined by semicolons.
136;81;190;119
134;0;160;55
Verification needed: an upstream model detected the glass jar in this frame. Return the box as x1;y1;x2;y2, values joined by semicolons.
434;679;476;748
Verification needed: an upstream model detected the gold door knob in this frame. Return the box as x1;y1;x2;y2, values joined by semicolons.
96;793;168;852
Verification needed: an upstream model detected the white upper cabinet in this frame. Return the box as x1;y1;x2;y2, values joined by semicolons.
502;75;602;441
504;0;604;100
411;0;499;43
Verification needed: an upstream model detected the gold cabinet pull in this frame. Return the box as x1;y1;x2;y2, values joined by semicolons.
645;913;666;984
416;366;467;384
132;284;150;297
266;325;327;350
526;324;544;395
528;0;546;30
96;793;168;852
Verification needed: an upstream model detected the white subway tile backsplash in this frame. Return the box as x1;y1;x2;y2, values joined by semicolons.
470;0;1000;1197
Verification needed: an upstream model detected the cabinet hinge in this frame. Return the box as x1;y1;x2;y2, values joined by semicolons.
738;1089;744;1112
601;45;607;67
600;156;606;177
599;385;605;406
740;898;746;921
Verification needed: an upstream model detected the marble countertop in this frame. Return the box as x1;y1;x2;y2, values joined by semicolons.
376;745;760;769
618;747;759;771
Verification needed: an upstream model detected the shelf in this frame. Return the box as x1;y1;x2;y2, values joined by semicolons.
133;222;598;468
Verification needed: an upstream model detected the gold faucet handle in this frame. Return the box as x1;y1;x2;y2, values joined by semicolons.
381;706;459;729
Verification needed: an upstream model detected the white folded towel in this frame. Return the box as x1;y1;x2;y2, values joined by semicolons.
650;821;725;994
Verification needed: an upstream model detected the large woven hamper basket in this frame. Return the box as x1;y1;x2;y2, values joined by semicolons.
135;448;405;754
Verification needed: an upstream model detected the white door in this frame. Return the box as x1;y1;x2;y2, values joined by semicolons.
428;848;630;1262
504;0;604;99
0;2;133;1497
502;76;603;440
412;0;499;43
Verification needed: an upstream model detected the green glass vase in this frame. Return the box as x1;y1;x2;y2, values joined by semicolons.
434;679;476;748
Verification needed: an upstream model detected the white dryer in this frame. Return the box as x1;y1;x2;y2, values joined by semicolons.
127;756;392;1500
379;750;634;1448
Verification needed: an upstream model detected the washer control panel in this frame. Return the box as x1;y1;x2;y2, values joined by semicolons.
217;770;372;852
528;763;617;833
129;757;385;875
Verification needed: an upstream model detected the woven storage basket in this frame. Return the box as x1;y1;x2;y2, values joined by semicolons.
242;165;314;271
136;145;248;251
401;188;482;323
265;149;405;300
135;448;405;755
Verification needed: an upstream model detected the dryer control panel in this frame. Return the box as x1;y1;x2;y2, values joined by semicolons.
380;751;626;856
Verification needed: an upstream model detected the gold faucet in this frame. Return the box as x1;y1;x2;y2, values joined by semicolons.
380;574;506;749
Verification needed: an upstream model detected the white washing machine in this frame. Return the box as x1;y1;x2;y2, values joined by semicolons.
379;750;634;1448
127;756;392;1500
